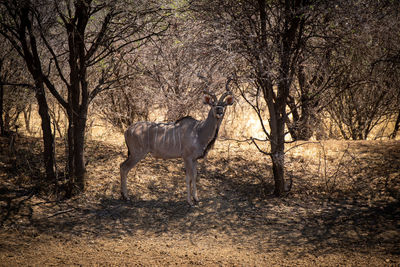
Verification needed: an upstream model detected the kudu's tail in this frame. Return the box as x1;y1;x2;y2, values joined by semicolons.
124;130;131;158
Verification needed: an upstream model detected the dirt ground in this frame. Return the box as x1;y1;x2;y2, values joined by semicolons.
1;135;399;266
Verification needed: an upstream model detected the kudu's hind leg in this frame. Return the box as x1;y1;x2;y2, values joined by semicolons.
184;159;198;206
120;152;145;200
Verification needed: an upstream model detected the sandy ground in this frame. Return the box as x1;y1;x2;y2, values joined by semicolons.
1;136;399;266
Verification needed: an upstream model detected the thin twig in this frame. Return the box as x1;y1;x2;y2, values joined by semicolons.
251;138;273;156
284;141;322;154
48;208;74;218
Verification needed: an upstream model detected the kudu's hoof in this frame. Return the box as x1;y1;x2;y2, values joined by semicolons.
187;199;194;207
187;198;199;207
121;193;130;201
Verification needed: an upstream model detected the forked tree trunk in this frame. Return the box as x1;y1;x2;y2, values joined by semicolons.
17;8;57;186
255;0;302;196
260;74;288;196
64;3;89;194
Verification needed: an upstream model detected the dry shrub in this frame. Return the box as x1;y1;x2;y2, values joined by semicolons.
286;140;400;204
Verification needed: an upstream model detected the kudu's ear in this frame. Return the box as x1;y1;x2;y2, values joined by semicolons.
225;95;234;106
203;94;215;105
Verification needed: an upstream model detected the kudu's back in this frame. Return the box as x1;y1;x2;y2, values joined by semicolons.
124;117;198;159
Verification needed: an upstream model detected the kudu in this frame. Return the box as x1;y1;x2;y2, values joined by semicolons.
120;76;234;205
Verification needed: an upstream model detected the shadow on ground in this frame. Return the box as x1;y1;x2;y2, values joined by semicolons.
1;136;399;258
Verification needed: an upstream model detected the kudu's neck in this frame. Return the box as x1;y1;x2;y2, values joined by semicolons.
198;108;222;146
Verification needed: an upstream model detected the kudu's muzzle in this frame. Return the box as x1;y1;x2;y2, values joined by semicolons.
215;106;224;118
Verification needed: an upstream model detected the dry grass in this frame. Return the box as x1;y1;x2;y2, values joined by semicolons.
0;128;399;266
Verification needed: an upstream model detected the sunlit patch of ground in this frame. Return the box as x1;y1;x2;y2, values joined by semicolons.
0;134;399;266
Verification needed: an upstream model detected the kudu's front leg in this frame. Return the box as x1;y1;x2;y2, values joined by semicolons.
191;160;199;203
184;158;198;206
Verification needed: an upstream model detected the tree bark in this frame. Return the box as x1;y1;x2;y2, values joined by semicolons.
270;132;286;196
257;0;293;196
391;109;400;139
258;73;288;196
34;82;56;185
73;111;87;191
64;1;90;193
296;63;314;140
0;59;5;136
23;104;32;134
0;82;4;136
16;6;57;185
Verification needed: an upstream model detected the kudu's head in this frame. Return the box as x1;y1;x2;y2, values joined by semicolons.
200;76;234;119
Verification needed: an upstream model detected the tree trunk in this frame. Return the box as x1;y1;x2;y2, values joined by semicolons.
391;109;400;139
64;2;89;194
0;59;5;136
0;82;4;136
65;105;88;194
16;7;57;186
286;95;300;140
271;92;288;196
260;74;288;196
34;82;56;185
270;139;285;196
73;111;87;191
23;104;32;134
287;108;314;141
65;108;75;198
